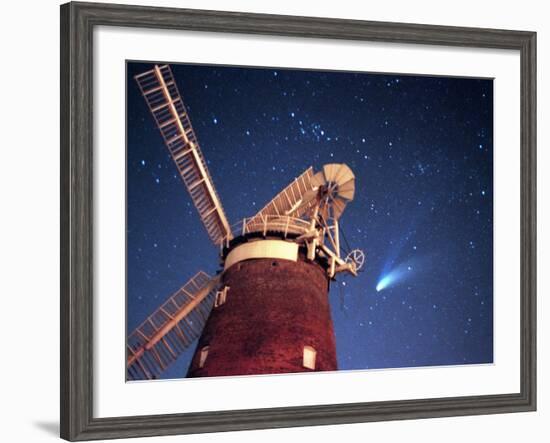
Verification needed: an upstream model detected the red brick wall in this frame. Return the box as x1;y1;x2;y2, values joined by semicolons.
187;255;337;377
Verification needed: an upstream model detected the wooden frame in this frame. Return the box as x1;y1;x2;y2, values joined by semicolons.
60;1;536;440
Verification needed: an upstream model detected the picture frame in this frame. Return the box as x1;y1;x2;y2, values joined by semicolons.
60;1;536;441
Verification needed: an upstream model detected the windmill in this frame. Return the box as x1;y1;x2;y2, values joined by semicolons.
127;64;366;380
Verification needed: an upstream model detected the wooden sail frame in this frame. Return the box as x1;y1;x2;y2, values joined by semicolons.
126;271;220;381
245;167;318;234
135;64;232;246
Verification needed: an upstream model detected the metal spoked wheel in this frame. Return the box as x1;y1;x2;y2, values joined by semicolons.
345;249;365;271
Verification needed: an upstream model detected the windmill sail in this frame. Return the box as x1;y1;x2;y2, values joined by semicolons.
127;271;220;381
246;167;317;232
135;64;232;245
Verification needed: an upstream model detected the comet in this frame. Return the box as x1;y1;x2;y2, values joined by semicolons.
375;261;416;292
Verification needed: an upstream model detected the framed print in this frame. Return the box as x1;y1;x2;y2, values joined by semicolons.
60;1;536;441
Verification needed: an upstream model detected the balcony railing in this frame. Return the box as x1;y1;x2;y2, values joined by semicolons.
223;215;311;245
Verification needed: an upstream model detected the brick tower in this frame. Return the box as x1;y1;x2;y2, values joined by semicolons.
187;245;337;377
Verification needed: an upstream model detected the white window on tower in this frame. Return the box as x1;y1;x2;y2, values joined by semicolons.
199;345;210;368
302;345;317;370
214;286;230;307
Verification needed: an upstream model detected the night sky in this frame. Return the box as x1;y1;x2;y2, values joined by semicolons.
127;61;493;380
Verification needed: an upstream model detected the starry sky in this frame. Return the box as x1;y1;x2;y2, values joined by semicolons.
127;61;493;380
